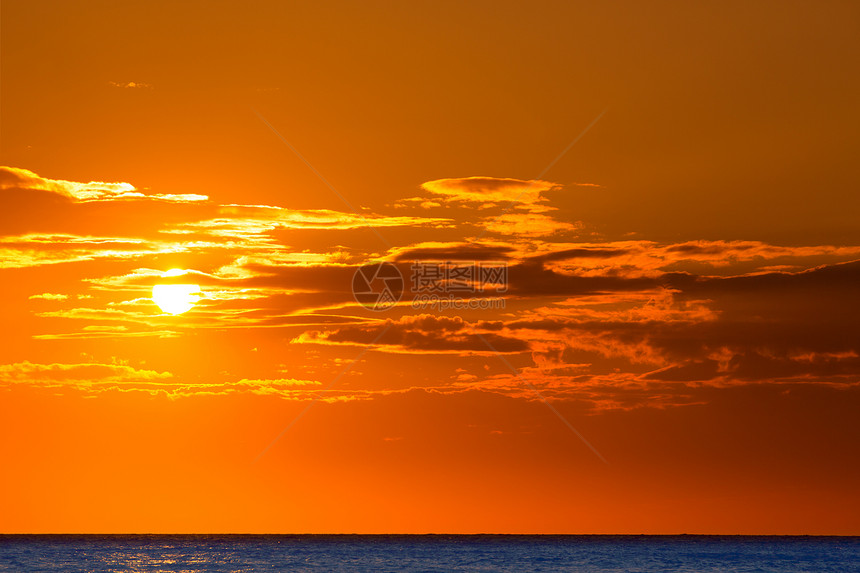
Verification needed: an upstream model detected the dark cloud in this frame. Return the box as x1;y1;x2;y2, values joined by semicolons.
392;243;516;262
525;247;632;263
507;261;664;297
643;360;721;382
299;314;529;354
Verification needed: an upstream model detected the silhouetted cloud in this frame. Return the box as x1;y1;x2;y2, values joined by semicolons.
295;314;530;354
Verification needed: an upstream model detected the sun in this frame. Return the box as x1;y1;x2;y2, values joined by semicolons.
152;269;201;315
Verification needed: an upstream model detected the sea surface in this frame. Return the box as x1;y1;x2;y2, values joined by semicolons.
1;534;858;572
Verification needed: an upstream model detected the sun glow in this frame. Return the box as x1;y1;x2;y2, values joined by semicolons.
152;269;201;314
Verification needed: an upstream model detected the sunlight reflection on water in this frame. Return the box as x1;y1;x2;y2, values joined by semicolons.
1;534;858;572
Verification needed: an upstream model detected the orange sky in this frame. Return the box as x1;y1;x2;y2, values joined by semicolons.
1;0;859;534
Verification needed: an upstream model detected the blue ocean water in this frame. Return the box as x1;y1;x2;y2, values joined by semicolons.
0;535;858;572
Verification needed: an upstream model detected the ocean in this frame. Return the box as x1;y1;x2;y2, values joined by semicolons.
1;534;858;572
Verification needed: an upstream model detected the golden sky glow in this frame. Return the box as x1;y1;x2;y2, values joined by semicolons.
1;0;859;534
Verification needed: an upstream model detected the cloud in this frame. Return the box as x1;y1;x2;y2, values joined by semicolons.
640;350;860;386
172;204;451;237
0;360;336;399
417;177;580;237
6;165;860;412
294;314;530;354
390;242;516;262
498;261;860;387
481;212;583;237
0;167;451;271
0;166;205;203
421;177;559;205
0;361;173;389
526;246;634;263
0;233;191;269
28;293;69;301
660;240;860;267
108;81;152;89
506;260;664;297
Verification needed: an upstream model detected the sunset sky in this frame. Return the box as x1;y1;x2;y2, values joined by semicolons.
2;0;859;534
